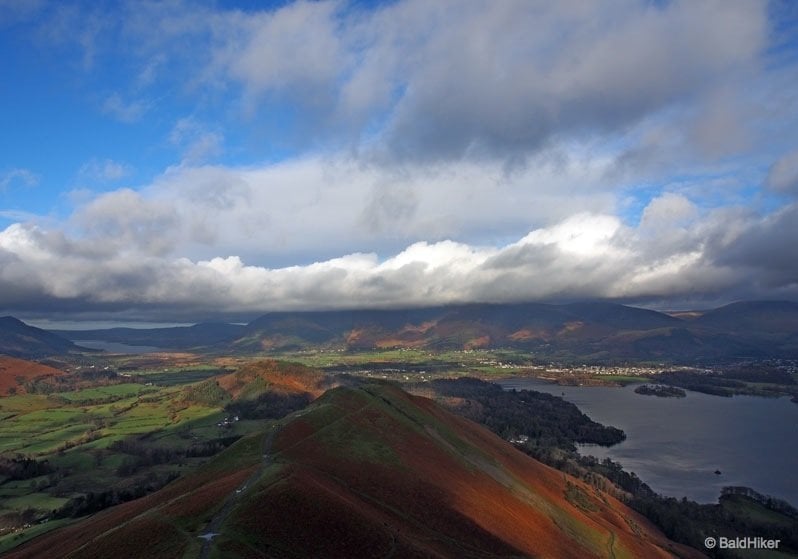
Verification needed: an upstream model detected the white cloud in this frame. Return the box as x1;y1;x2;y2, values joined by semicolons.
75;188;179;256
98;0;769;164
639;193;699;231
0;168;39;191
78;159;132;182
65;152;616;265
514;214;623;258
169;118;224;163
2;192;797;318
223;1;344;107
101;93;150;123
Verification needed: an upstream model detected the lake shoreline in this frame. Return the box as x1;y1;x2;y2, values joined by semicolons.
496;377;798;506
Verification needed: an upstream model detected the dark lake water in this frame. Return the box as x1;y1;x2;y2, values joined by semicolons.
74;340;161;354
496;378;798;506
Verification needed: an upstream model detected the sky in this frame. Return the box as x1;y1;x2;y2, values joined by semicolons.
1;0;798;324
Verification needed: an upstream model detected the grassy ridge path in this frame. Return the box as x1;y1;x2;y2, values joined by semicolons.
198;424;277;559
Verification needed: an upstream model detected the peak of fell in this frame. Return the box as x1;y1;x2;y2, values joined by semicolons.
262;382;701;558
217;358;332;399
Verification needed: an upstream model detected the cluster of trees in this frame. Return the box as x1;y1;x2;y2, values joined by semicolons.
225;391;312;420
54;431;102;455
54;471;180;519
0;455;54;481
181;379;229;406
424;378;625;451
653;367;798;399
629;492;798;557
109;436;240;476
652;371;744;397
633;384;686;398
721;486;798;518
23;369;122;395
721;367;795;385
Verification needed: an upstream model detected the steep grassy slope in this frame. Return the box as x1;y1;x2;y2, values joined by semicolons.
5;382;702;558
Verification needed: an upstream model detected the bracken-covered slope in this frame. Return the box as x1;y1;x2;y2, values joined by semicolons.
7;382;703;558
219;383;703;558
216;359;333;400
0;355;65;395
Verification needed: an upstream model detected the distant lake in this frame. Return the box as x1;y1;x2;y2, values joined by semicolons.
74;340;161;354
496;378;798;506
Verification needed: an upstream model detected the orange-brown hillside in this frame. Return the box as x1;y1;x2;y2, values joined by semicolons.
0;355;65;395
221;382;704;559
216;359;332;399
6;381;705;558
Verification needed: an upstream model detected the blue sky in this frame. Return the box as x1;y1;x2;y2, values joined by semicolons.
1;0;798;323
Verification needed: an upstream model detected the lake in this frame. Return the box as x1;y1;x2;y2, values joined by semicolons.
496;378;798;506
74;340;161;354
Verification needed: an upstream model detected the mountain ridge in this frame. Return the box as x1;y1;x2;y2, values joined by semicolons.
4;381;704;558
7;299;798;362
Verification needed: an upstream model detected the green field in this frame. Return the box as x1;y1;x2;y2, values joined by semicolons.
55;383;157;403
0;375;248;543
138;369;226;385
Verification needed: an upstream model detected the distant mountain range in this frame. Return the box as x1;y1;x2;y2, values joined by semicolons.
4;378;701;558
3;300;797;362
231;300;798;362
51;322;246;349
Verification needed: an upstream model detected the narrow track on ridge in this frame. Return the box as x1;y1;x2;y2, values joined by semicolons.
198;424;277;559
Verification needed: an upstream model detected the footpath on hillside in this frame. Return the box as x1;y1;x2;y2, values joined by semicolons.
198;425;277;559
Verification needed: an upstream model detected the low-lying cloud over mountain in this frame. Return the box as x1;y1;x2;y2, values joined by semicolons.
2;193;797;321
1;1;796;322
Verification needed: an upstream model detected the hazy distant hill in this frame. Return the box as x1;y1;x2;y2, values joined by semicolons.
0;316;82;358
562;301;682;330
694;300;798;332
5;381;701;559
53;322;246;350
